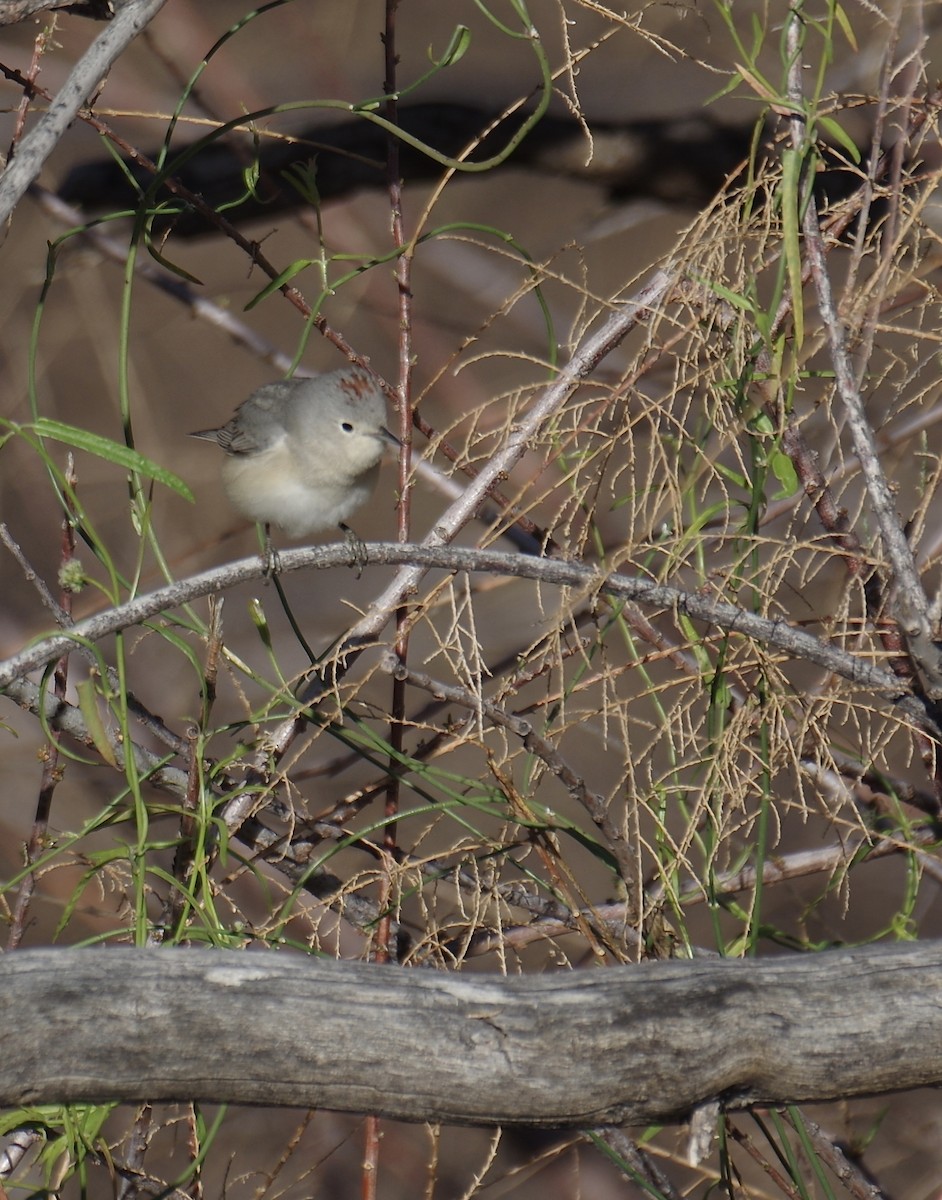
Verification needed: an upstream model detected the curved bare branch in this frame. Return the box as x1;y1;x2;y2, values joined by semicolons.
0;542;925;724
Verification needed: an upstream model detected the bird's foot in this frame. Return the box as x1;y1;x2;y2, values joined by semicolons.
340;523;367;577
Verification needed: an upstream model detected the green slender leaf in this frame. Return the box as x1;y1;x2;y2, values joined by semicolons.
30;418;194;501
143;224;205;286
432;24;471;67
689;273;756;315
819;115;862;163
76;679;118;768
244;258;316;309
834;3;858;49
768;446;800;496
781;145;805;348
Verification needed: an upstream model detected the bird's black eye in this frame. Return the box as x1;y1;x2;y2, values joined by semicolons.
341;421;354;433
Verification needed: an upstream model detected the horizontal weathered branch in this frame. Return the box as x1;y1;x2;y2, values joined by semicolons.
2;943;940;1127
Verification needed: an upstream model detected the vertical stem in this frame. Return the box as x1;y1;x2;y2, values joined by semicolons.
363;2;413;1195
7;12;55;157
6;456;77;950
382;0;413;923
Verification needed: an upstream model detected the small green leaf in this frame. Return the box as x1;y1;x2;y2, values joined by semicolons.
282;159;320;207
30;419;194;501
689;273;756;315
769;446;800;497
76;678;118;768
143;221;205;286
244;258;316;309
432;24;471;68
819;115;862;164
249;598;273;649
834;3;858;50
781;146;805;348
751;412;775;436
243;157;261;198
241;127;263;199
713;461;750;489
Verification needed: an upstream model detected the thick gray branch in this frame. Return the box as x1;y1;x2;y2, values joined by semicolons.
1;943;940;1126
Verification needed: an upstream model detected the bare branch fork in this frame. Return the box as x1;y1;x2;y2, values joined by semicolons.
1;942;940;1126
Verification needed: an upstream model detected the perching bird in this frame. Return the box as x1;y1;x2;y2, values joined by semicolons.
191;366;395;551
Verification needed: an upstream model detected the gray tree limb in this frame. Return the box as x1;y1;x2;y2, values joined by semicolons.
0;543;925;725
1;943;940;1126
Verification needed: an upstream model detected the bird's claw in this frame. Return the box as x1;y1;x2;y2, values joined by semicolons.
341;524;367;578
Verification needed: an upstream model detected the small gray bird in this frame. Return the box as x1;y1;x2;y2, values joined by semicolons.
191;366;394;542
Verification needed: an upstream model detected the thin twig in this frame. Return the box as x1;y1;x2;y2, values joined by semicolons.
798;1114;890;1200
363;4;409;1182
0;522;188;753
378;653;639;900
590;1128;684;1200
328;269;676;662
5;459;76;950
786;10;942;699
0;0;170;225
